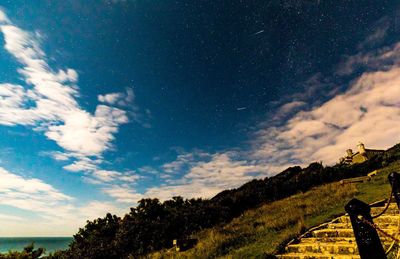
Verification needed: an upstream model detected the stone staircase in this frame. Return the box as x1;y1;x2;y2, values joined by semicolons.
276;201;400;259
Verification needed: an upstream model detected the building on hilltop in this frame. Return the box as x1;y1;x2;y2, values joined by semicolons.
339;142;385;165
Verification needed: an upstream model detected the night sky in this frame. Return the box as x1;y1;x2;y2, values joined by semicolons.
0;0;399;235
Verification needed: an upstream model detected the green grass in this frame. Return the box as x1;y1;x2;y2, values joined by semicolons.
146;162;400;259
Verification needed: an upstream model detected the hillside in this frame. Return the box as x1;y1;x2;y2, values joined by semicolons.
37;143;400;258
148;161;400;258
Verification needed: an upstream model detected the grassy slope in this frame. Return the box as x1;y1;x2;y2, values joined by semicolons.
147;161;400;259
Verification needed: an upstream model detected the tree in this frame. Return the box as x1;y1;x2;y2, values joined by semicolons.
66;213;121;259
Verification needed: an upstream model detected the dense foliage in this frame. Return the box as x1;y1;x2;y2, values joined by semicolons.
48;144;399;258
0;244;44;259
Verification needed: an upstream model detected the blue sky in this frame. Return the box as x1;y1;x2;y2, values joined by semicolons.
0;1;400;236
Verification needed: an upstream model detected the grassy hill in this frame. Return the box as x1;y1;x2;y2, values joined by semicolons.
38;143;400;259
148;161;400;258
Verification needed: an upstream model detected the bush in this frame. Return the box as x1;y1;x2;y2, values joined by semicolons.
0;243;45;259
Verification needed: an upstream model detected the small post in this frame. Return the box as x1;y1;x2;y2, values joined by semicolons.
173;239;180;252
388;172;400;210
345;198;386;259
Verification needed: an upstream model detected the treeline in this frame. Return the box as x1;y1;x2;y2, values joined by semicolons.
47;144;400;259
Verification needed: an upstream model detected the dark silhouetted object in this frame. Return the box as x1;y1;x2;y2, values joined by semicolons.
345;198;386;259
388;172;400;210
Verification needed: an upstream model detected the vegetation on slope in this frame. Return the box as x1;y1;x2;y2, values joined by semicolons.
149;161;400;258
44;143;400;259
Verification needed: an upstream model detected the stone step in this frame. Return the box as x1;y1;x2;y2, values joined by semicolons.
312;227;399;238
326;222;395;229
312;229;354;238
370;204;399;215
294;237;395;246
298;237;356;243
338;215;400;224
285;239;397;253
285;241;359;255
326;222;351;229
276;253;361;259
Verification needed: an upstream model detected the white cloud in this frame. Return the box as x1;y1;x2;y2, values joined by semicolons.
0;213;23;221
0;167;72;202
63;158;100;172
102;185;143;203
98;93;121;104
273;101;306;120
0;8;9;23
50;151;71;161
45;105;128;157
94;150;269;202
0;11;130;158
162;151;210;174
98;88;135;107
61;154;140;185
0;9;144;203
143;152;267;200
138;166;160;175
0;166;128;236
93;170;140;183
336;42;400;76
252;44;400;167
78;200;126;221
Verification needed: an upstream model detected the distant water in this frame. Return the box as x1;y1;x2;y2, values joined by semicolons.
0;237;73;254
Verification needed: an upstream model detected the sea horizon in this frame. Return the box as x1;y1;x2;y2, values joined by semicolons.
0;237;73;254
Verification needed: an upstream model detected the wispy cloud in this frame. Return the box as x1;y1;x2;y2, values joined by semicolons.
0;166;127;236
0;167;72;204
141;151;267;200
62;156;141;199
102;185;142;203
0;9;144;201
162;150;210;175
98;88;135;107
0;10;129;157
336;42;400;76
272;101;306;121
357;16;391;50
252;43;400;168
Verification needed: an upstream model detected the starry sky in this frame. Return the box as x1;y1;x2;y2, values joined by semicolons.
0;0;400;236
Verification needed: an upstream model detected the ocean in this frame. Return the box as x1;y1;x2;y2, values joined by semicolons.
0;237;73;254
